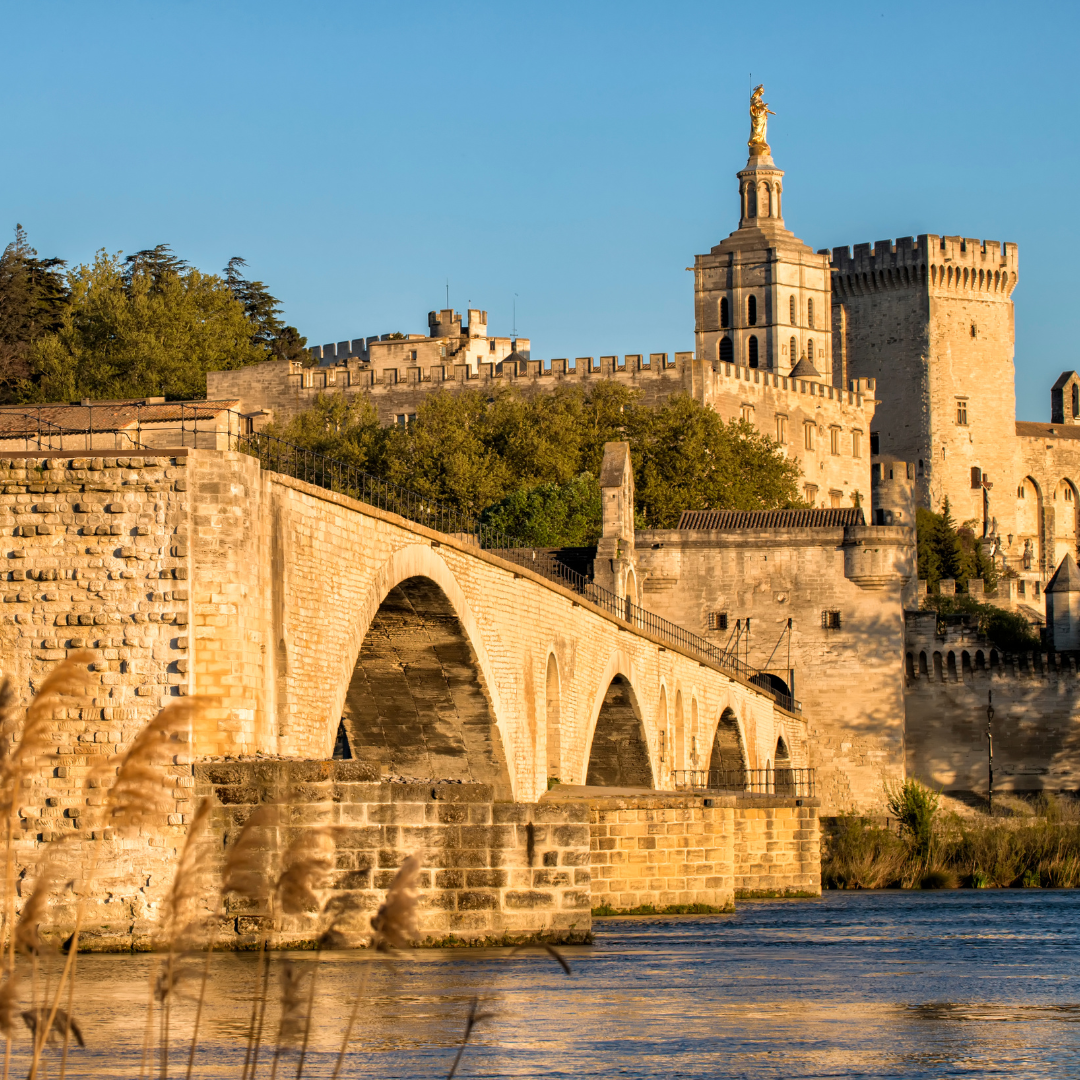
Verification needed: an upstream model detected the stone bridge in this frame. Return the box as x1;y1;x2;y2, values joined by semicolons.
0;447;818;947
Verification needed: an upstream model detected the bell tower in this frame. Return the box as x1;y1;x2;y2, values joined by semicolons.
694;87;833;379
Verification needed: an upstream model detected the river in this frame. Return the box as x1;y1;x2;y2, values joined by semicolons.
12;890;1080;1078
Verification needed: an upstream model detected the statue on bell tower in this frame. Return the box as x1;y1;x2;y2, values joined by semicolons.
748;84;774;157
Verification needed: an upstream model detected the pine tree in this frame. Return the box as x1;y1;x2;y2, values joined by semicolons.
0;225;68;395
224;257;308;361
934;496;966;586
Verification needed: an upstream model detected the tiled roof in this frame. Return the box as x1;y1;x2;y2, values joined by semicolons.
676;508;865;530
0;400;239;434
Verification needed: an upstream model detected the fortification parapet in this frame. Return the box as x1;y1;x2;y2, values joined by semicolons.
870;457;914;527
830;235;1018;298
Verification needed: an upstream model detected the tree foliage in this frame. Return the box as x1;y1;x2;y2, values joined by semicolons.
271;383;804;541
917;498;997;592
921;592;1040;654
0;225;68;397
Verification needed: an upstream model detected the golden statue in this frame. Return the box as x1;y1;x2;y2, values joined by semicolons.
748;84;775;156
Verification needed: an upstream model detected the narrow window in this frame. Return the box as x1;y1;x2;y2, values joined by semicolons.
790;335;798;362
748;295;758;326
971;466;982;489
719;297;730;328
821;610;842;630
830;427;840;455
807;298;814;329
852;430;862;458
870;432;880;456
748;335;759;368
806;338;814;363
659;729;666;763
1073;383;1079;418
790;295;797;324
741;404;754;423
804;483;818;504
708;612;728;630
804;423;815;451
776;415;788;444
956;399;968;425
719;336;734;364
1068;488;1075;504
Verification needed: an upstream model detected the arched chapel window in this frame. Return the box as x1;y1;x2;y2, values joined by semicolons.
748;336;759;368
719;336;734;364
807;338;814;362
720;297;729;329
748;295;758;326
789;295;796;324
789;336;797;363
807;298;814;329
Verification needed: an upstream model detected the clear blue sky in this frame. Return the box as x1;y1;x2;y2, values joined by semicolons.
0;0;1073;420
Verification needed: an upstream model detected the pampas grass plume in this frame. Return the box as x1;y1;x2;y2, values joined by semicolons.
371;854;421;950
275;828;336;916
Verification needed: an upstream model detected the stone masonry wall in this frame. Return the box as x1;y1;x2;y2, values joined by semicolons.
199;763;592;948
732;799;821;897
905;611;1080;794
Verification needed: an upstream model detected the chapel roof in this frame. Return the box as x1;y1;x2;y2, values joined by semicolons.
1047;552;1080;593
676;508;865;530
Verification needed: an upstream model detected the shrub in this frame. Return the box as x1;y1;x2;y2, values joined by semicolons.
886;779;940;860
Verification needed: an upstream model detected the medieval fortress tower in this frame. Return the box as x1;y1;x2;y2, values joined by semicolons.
204;88;1080;807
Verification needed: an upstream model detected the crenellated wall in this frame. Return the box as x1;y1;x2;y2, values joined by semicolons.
904;611;1080;795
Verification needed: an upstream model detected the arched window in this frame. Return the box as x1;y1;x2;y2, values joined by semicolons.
719;336;734;364
807;338;814;362
719;297;729;329
748;336;759;368
746;184;757;218
748;295;758;326
789;336;797;362
807;298;814;329
1073;383;1079;418
789;295;796;324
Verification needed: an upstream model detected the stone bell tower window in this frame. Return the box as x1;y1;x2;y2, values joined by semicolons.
807;298;814;329
789;336;797;362
719;297;729;328
748;295;758;326
806;338;814;361
719;336;733;364
789;295;796;324
748;336;759;368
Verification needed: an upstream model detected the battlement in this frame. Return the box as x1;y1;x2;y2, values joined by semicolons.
829;235;1018;299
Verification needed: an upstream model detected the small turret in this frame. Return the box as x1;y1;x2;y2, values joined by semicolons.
1046;553;1080;651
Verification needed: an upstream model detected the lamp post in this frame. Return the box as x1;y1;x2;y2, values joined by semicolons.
986;689;995;816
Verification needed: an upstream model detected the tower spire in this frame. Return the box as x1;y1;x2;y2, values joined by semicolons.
736;83;785;231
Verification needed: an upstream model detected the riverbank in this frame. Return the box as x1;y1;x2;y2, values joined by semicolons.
823;793;1080;889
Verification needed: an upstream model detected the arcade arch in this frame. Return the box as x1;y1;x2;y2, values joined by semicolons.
585;675;654;788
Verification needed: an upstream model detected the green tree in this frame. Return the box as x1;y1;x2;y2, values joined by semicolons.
935;497;966;584
271;392;386;472
481;473;603;546
21;250;268;401
224;257;308;362
0;225;68;396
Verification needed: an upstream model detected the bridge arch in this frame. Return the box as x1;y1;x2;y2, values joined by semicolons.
582;652;654;788
334;543;514;800
707;704;749;774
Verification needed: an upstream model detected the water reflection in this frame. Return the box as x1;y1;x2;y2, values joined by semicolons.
9;891;1080;1077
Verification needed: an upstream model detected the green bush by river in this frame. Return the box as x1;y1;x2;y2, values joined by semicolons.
823;781;1080;890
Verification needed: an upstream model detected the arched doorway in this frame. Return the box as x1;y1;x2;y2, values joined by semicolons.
707;707;748;788
340;575;512;799
1055;479;1079;565
585;675;653;788
545;654;561;784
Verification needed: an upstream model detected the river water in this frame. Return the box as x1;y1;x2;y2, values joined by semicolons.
12;890;1080;1078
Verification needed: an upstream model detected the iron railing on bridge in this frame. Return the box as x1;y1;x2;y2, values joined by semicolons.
672;768;815;798
0;403;801;714
225;424;802;714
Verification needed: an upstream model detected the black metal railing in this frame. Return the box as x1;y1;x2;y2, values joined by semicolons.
672;768;816;798
226;423;801;713
0;402;802;713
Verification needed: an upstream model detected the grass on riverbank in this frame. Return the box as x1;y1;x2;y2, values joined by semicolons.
824;786;1080;890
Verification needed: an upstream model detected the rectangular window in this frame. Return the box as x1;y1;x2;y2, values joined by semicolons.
776;415;788;444
870;432;880;456
956;399;968;425
971;466;983;489
708;611;728;631
741;404;754;423
852;430;862;458
830;427;840;456
395;414;407;429
829;490;843;508
821;610;842;630
804;423;815;451
803;483;818;504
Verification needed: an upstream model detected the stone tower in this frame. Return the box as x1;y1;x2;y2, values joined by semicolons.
830;236;1019;522
694;95;833;378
